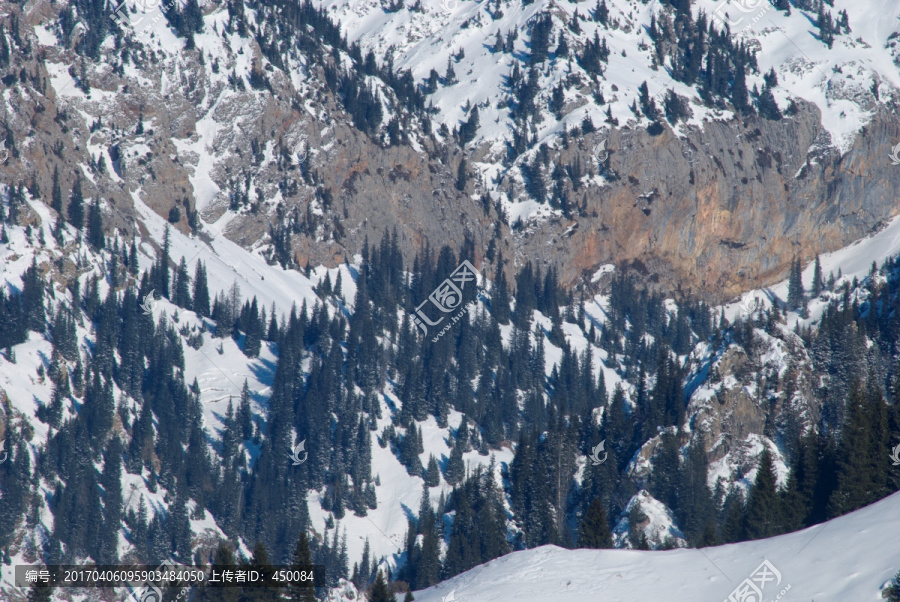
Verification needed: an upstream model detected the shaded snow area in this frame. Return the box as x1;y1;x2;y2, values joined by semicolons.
414;490;900;601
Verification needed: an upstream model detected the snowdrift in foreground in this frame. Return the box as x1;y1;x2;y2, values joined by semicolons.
414;490;900;601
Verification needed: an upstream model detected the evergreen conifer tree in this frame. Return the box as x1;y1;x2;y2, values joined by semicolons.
578;498;613;548
455;158;467;192
87;197;104;248
51;166;63;219
787;257;805;311
27;581;54;602
68;177;84;229
288;533;316;601
828;383;884;517
812;255;823;296
425;455;441;487
174;257;192;309
193;260;211;317
884;570;900;602
247;541;282;601
370;570;396;602
158;225;171;298
744;448;782;539
721;487;745;543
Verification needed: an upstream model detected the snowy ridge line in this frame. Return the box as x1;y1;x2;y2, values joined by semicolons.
413;491;900;601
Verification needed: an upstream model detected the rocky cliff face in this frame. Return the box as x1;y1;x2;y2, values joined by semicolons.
518;102;900;300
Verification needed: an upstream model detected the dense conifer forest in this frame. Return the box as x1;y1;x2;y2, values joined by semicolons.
1;0;899;598
1;176;899;599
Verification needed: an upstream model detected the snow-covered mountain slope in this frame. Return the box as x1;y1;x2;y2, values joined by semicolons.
318;0;900;153
2;144;900;596
413;489;900;601
0;192;508;587
7;0;899;299
96;185;900;574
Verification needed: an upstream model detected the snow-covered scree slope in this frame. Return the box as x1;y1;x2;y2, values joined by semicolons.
414;490;900;601
317;0;900;153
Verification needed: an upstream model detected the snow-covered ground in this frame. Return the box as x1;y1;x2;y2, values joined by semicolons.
414;489;900;601
317;0;900;153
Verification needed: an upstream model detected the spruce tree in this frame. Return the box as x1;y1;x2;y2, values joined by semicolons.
174;257;192;309
578;498;613;548
370;570;396;602
884;570;900;602
812;254;823;296
158;225;171;298
238;381;254;440
744;448;782;540
720;487;745;543
247;541;282;601
455;158;467;192
196;543;240;602
491;251;511;324
170;492;192;563
828;383;879;517
732;63;749;114
445;436;465;485
424;455;441;487
87;197;104;248
27;581;54;602
288;533;316;601
68;177;84;229
787;257;805;311
22;258;46;333
51;166;63;218
99;436;123;563
193;260;211;317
